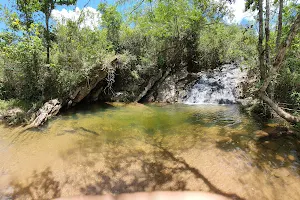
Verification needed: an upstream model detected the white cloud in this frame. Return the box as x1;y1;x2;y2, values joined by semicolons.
227;0;256;23
51;7;101;30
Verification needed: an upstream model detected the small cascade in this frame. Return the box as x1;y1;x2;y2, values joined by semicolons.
185;64;246;104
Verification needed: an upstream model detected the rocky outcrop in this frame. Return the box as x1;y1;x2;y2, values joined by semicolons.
148;68;200;103
29;99;61;127
67;66;107;106
96;62;202;104
186;64;247;104
95;64;163;102
28;66;108;127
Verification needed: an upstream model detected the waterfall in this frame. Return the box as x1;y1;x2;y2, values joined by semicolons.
184;64;246;104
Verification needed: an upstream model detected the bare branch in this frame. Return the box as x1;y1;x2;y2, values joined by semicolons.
130;0;145;14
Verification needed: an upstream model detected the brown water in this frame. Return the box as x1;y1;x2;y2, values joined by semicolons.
0;103;299;200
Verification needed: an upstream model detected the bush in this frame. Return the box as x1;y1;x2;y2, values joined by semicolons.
198;24;257;69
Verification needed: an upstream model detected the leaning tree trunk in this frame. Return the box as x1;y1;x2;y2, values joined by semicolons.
258;13;300;123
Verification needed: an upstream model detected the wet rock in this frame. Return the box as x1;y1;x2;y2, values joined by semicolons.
266;123;279;127
288;155;296;161
237;97;256;108
155;75;177;103
275;155;285;162
218;99;234;104
147;68;200;103
264;126;289;137
254;130;269;139
272;168;290;178
262;141;279;151
254;126;294;140
184;64;248;104
217;137;233;144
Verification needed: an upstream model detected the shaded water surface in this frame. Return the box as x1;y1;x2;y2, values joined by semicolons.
0;103;299;200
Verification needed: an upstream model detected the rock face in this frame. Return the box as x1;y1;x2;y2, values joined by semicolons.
30;99;61;127
68;66;107;106
96;63;201;103
96;63;249;104
29;66;108;127
96;65;165;102
149;68;200;103
184;64;247;104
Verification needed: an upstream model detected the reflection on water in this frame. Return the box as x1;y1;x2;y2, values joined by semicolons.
0;103;299;200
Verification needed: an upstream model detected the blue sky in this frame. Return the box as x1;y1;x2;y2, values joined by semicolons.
0;0;254;30
0;0;118;30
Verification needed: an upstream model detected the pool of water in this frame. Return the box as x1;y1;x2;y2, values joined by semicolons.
0;103;299;200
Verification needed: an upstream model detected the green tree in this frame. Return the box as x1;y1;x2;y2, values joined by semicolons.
98;3;122;52
16;0;40;31
38;0;77;64
16;0;78;64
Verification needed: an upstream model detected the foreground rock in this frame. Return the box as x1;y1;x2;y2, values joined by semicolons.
29;99;61;127
254;125;295;140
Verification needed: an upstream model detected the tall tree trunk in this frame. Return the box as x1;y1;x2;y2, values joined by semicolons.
265;0;274;100
271;0;284;101
276;0;284;50
265;0;270;66
258;13;300;123
258;0;265;80
45;13;50;64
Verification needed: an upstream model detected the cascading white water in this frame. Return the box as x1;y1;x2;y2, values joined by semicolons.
184;64;246;104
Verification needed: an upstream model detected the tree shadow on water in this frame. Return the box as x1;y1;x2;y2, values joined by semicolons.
80;137;245;200
6;167;64;200
215;132;300;171
3;135;246;200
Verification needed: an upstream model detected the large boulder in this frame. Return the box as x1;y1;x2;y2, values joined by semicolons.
68;67;107;106
29;67;107;127
30;99;61;127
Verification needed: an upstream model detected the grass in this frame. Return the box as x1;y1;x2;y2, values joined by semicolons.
0;99;32;113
